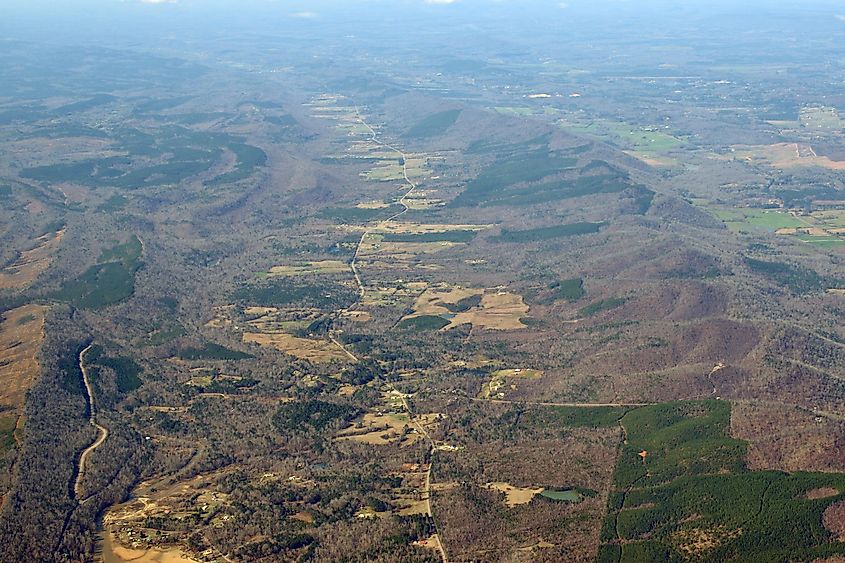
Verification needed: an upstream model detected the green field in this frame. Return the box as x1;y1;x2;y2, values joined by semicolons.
544;278;585;303
560;118;683;153
708;207;806;233
598;401;845;563
0;415;16;454
539;489;582;502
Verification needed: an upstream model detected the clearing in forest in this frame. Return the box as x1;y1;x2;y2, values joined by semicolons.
0;304;48;410
486;482;545;506
263;260;350;277
242;332;349;363
400;285;529;331
479;368;543;399
0;229;64;290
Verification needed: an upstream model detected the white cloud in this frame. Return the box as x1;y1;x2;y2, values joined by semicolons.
426;0;458;4
837;14;845;22
291;11;318;18
139;0;175;4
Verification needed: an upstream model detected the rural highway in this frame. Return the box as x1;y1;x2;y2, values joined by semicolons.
469;397;653;408
326;111;448;562
73;344;109;503
347;110;420;299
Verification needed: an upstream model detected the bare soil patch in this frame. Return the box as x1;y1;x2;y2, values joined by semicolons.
486;482;544;506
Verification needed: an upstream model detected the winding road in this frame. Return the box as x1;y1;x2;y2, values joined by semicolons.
73;344;109;503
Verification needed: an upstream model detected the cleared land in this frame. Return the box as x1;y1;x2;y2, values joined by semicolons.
242;332;349;363
486;482;545;506
0;229;64;289
730;143;845;170
400;285;529;331
0;304;48;411
264;260;350;277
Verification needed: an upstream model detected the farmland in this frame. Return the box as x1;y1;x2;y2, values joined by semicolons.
5;4;845;562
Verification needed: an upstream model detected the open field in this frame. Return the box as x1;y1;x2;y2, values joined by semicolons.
264;260;350;277
479;368;543;399
800;105;845;130
0;305;48;411
399;285;529;331
486;482;544;506
0;228;64;290
729;143;845;170
243;331;349;363
558;116;683;154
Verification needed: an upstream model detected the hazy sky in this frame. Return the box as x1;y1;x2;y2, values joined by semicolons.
3;0;844;46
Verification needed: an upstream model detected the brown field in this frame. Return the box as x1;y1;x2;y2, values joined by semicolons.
265;260;349;277
242;332;348;363
374;221;488;235
341;310;372;323
410;285;481;316
336;412;417;446
400;285;529;331
361;281;427;307
730;143;845;170
355;200;391;209
100;532;198;563
0;229;64;290
0;304;48;410
446;290;529;331
486;482;544;507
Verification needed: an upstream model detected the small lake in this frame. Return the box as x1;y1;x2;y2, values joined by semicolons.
540;489;581;502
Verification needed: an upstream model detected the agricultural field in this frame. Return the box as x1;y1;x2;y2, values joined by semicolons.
557;115;684;166
6;6;845;562
728;143;845;171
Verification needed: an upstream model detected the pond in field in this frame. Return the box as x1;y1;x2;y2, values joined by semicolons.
540;489;581;502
